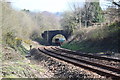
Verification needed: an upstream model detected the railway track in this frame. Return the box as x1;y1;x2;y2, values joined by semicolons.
54;47;120;62
51;47;120;68
38;46;120;79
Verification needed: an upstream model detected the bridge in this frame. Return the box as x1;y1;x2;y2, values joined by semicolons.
42;30;71;45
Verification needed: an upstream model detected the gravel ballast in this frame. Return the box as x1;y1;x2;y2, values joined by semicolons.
28;48;106;78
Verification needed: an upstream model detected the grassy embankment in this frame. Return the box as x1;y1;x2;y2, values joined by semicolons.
2;44;46;78
62;22;120;54
1;1;49;78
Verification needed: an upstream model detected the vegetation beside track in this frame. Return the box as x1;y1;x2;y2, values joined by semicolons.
1;44;48;78
1;1;55;78
62;22;120;54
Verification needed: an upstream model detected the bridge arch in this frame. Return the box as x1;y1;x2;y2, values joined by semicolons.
52;34;66;43
42;30;71;45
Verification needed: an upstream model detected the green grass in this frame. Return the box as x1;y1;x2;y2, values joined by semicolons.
62;41;101;53
17;45;29;56
31;37;49;46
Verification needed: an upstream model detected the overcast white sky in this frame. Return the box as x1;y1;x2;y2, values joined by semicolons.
9;0;70;12
7;0;119;12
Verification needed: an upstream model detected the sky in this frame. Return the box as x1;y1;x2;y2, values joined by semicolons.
8;0;73;12
7;0;119;12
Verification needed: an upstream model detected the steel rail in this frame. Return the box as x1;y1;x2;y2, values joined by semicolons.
46;47;120;73
54;47;120;62
38;47;120;79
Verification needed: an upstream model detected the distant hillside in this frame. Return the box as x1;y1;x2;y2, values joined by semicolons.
29;11;62;31
54;12;63;16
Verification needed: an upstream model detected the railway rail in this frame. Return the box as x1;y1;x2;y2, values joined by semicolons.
54;47;120;62
38;46;120;79
51;47;120;68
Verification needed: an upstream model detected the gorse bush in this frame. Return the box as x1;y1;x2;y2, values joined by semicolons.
4;32;16;48
3;32;23;50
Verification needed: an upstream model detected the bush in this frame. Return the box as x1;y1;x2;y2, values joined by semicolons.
4;32;16;48
62;22;120;53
